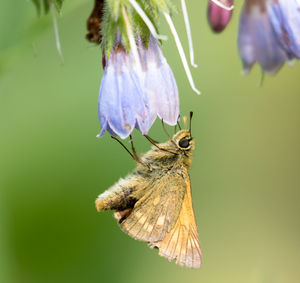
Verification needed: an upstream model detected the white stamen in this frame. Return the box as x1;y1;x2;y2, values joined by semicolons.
122;6;142;73
163;12;200;95
181;0;197;68
49;0;64;63
211;0;234;11
129;0;168;41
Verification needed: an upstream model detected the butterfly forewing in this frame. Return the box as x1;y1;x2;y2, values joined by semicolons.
150;177;202;268
119;173;187;243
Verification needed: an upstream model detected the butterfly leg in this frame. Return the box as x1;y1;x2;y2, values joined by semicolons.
113;208;132;223
144;135;178;155
161;119;171;139
129;134;152;171
111;136;151;170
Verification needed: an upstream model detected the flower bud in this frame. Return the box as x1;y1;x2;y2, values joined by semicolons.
207;0;234;33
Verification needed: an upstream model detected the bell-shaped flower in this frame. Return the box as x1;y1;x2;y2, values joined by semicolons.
267;0;300;60
138;36;179;127
207;0;234;33
98;36;180;139
238;1;288;74
97;43;150;139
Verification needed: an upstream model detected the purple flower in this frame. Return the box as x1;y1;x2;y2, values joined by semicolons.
268;0;300;60
97;37;179;139
208;0;234;33
238;1;288;74
97;43;150;139
138;36;179;126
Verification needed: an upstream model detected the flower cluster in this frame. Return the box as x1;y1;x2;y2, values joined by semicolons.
32;0;300;140
238;0;300;74
98;35;179;139
207;0;300;74
96;0;199;139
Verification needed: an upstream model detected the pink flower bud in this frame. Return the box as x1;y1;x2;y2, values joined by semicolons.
207;0;234;33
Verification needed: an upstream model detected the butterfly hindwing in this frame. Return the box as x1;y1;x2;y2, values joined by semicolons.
150;177;202;269
119;172;187;242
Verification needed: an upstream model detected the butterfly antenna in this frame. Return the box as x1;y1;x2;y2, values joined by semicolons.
174;124;177;134
189;111;193;135
161;119;171;139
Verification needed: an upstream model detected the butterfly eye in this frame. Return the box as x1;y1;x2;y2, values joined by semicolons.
179;138;190;149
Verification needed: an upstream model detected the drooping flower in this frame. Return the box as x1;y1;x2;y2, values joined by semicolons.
238;0;289;75
93;1;202;139
98;35;180;139
139;36;179;127
207;0;234;33
97;42;150;139
267;0;300;60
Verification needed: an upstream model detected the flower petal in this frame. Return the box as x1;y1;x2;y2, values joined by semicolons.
268;0;300;59
141;37;179;126
238;3;288;74
98;49;150;139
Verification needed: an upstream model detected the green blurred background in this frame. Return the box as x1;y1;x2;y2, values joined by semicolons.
1;1;300;283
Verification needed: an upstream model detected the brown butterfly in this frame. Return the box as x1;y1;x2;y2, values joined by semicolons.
96;114;202;268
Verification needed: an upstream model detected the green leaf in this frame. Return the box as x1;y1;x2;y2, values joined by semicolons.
101;0;175;57
151;0;168;13
53;0;64;13
43;0;50;14
31;0;64;15
31;0;42;15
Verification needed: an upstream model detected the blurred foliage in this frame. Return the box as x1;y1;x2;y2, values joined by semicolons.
31;0;64;15
1;1;300;283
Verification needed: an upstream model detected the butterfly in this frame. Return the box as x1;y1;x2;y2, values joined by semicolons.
96;114;202;268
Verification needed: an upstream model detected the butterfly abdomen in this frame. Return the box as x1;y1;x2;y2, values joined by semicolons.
96;179;138;212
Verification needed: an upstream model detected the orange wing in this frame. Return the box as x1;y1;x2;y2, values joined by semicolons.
149;178;202;269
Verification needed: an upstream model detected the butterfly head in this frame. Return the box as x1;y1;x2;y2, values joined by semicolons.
173;112;194;152
172;130;194;152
